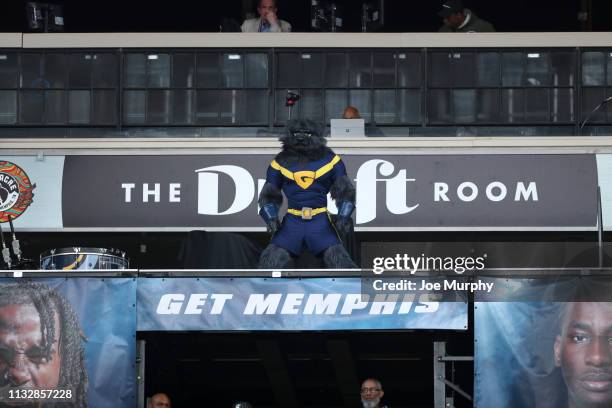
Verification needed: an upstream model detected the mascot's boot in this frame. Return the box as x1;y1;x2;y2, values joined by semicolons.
323;244;358;269
259;244;293;269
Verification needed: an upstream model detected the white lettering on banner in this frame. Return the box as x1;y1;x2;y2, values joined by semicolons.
122;183;183;203
370;294;400;314
515;182;538;201
355;159;419;224
184;294;207;314
340;294;370;315
303;294;342;314
196;165;255;215
169;183;181;202
210;294;233;314
244;294;282;315
154;293;440;315
122;183;135;203
434;181;539;203
187;159;540;222
157;294;185;314
143;183;160;203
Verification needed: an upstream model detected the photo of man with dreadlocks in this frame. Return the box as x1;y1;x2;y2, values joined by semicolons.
0;281;88;407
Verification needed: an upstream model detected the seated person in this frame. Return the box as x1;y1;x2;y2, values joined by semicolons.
340;106;384;137
438;0;495;33
242;0;292;32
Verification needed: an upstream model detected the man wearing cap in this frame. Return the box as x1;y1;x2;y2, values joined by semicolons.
438;0;495;33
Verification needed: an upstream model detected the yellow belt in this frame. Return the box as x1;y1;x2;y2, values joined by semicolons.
287;207;327;220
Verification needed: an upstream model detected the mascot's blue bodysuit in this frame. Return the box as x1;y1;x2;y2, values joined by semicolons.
258;119;358;269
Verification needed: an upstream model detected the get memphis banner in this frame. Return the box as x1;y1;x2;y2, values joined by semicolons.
137;277;468;331
0;278;136;408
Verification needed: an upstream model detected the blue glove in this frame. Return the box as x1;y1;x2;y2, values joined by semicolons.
335;201;355;237
259;203;280;235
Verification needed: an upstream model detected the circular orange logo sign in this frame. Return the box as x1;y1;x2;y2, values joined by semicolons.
0;161;35;223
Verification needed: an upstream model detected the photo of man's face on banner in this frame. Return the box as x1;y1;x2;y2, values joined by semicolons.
0;279;136;408
475;277;612;408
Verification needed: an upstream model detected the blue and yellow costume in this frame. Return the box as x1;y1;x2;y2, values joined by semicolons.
265;151;345;255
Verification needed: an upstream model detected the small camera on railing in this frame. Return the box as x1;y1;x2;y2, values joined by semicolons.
285;91;301;107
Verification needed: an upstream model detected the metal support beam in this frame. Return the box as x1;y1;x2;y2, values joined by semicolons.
433;342;447;408
256;339;299;408
326;339;362;408
136;340;146;408
434;341;474;407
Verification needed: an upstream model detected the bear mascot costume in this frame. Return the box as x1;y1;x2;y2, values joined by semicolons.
258;119;358;269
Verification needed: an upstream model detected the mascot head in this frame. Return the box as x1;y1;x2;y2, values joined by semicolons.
281;119;327;154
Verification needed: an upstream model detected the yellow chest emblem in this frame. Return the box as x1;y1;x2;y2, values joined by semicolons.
270;155;342;190
294;171;316;189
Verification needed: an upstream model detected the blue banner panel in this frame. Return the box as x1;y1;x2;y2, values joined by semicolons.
475;277;612;408
137;277;468;331
0;278;136;408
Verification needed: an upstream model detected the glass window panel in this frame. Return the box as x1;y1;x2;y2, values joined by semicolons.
221;53;244;88
477;53;500;87
147;90;171;123
399;89;421;123
69;54;92;88
325;53;347;87
197;53;219;88
551;88;574;123
429;52;451;87
92;54;118;88
502;53;524;87
451;52;476;87
501;89;524;123
19;91;43;123
20;54;43;88
0;54;18;88
349;90;371;122
349;52;371;88
0;91;16;124
68;90;90;124
550;52;575;87
275;89;289;124
196;90;219;123
173;90;194;124
92;90;116;124
245;90;267;123
172;54;195;88
453;89;476;123
219;89;244;123
524;88;549;122
147;54;170;88
300;53;324;88
373;52;395;88
325;90;347;122
476;89;500;123
44;54;66;88
300;90;324;122
123;90;146;124
525;52;551;86
607;88;612;121
581;88;606;123
427;89;452;124
373;89;395;123
44;90;65;124
246;53;268;88
125;54;146;88
607;54;612;86
582;52;605;86
276;53;300;88
397;52;421;87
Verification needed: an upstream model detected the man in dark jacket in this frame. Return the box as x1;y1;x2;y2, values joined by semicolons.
438;0;495;32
